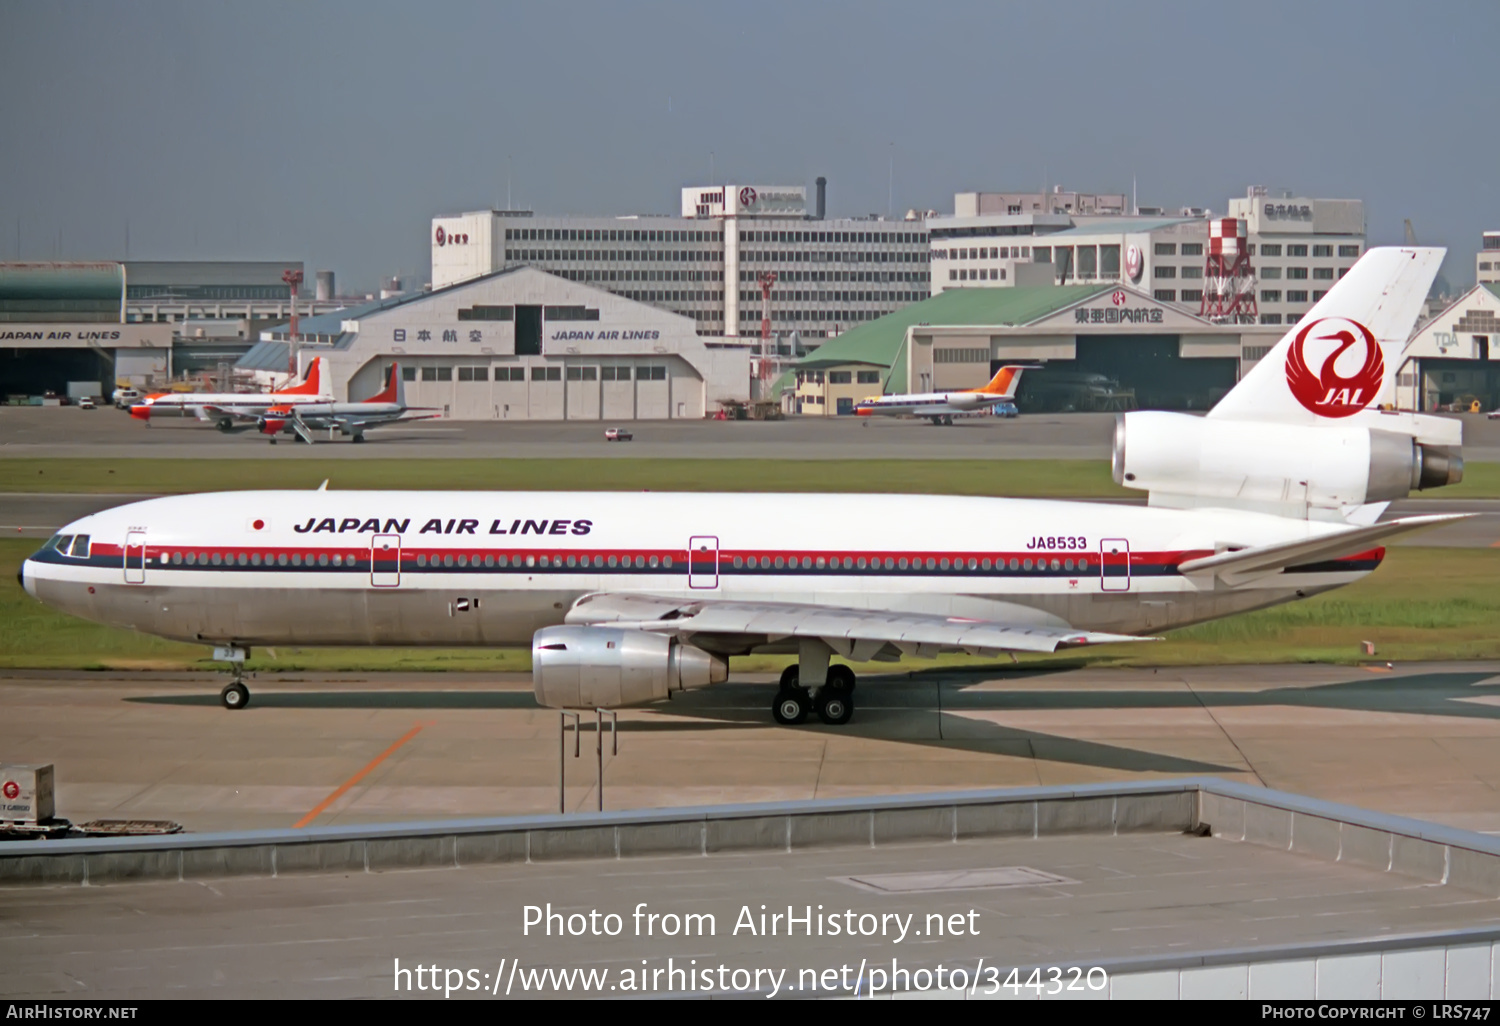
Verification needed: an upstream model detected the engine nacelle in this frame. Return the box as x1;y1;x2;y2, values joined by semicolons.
531;625;728;709
1112;411;1463;511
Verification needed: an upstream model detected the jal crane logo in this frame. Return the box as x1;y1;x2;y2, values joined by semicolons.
1284;316;1384;418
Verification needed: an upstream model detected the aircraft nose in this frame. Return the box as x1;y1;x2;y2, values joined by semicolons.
18;559;36;599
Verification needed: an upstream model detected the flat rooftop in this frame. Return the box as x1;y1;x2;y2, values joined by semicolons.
4;789;1500;999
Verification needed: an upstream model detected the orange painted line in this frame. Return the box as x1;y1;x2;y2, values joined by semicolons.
1361;665;1392;673
294;723;425;828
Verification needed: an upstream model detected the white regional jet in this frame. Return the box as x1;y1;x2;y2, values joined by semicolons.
20;248;1466;723
854;365;1032;424
128;357;334;431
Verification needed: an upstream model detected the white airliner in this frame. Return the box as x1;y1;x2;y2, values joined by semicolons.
256;363;439;444
20;249;1465;724
129;357;333;430
854;365;1032;424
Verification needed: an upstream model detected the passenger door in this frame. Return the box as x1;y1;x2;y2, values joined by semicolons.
371;534;401;588
1100;538;1130;592
124;531;146;584
688;536;719;590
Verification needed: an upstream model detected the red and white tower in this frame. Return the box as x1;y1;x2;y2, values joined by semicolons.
757;271;778;385
1200;218;1257;324
282;268;304;379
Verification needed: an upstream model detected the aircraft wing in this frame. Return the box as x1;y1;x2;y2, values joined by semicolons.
1176;513;1468;582
565;593;1151;658
299;411;442;430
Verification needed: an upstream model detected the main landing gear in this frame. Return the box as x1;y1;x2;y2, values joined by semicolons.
772;663;856;726
213;645;251;710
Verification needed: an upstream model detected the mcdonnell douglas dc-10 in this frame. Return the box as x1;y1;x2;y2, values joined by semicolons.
20;248;1465;723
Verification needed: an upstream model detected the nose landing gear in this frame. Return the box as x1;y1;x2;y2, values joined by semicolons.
771;663;856;726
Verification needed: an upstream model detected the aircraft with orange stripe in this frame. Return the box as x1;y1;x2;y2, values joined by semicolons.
257;363;439;445
853;365;1034;424
129;357;334;431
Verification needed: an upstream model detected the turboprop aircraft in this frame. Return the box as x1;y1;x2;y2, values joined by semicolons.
19;249;1466;724
128;357;333;431
257;363;439;444
853;365;1033;424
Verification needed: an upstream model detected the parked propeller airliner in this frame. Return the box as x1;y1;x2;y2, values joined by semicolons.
128;357;333;430
20;249;1467;724
257;362;439;444
854;364;1033;424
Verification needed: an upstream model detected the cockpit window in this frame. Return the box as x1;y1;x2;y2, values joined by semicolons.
51;535;74;553
69;535;90;558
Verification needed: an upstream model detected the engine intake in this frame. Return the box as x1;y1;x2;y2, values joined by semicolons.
1112;411;1463;511
531;625;727;709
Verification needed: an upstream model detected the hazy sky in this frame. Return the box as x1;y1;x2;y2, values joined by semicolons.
3;1;1496;292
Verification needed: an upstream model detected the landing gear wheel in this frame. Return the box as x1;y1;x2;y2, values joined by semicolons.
826;664;856;694
815;689;854;725
778;664;799;691
351;433;366;444
772;687;809;725
220;681;249;710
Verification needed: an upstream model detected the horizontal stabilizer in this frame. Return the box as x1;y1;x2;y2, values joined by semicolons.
1177;513;1467;580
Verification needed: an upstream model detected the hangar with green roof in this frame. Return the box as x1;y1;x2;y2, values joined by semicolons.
787;281;1284;416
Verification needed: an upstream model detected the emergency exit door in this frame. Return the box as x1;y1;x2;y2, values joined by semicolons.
688;536;719;589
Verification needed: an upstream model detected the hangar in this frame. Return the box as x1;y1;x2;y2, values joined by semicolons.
1397;283;1500;412
790;282;1282;415
239;265;749;420
0;263;173;397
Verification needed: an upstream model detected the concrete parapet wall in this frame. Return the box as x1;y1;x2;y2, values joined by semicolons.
0;780;1198;887
8;776;1500;899
1199;786;1500;896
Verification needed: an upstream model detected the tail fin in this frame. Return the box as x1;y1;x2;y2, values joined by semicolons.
281;356;327;396
1208;247;1443;423
972;364;1035;398
363;363;403;405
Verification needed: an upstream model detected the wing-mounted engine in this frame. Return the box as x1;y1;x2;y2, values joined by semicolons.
531;625;727;709
1113;409;1463;518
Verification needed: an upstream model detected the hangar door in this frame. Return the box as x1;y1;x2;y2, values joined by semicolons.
1014;336;1237;413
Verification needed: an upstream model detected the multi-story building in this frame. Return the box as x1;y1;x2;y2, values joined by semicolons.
430;181;931;342
1478;231;1500;285
926;188;1367;328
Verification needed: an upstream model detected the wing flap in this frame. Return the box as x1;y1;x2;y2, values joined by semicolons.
566;594;1151;653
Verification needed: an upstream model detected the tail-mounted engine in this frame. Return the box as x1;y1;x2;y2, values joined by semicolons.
531;625;727;709
1112;410;1463;515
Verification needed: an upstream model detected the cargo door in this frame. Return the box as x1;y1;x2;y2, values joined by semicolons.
1100;538;1130;592
688;536;719;590
371;534;401;588
124;531;146;584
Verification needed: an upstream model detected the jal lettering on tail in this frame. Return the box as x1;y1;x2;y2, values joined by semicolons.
1284;317;1384;418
